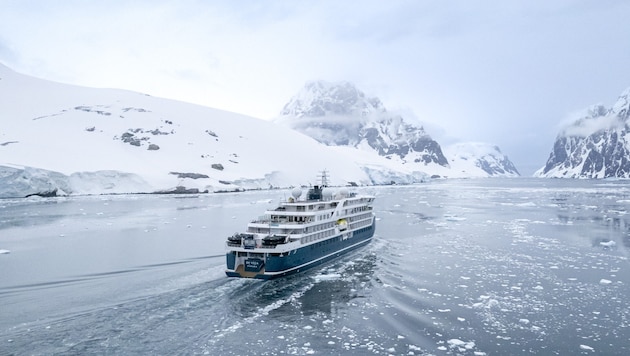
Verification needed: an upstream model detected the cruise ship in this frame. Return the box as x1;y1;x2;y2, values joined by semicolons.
225;172;376;279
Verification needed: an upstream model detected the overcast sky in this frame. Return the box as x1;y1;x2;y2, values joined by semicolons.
2;0;630;175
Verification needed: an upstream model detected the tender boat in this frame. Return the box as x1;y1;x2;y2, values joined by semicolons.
225;171;376;279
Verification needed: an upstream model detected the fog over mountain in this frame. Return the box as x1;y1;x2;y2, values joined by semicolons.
276;81;519;178
536;88;630;178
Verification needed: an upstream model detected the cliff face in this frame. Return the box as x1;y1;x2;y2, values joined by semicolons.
277;81;449;168
536;88;630;178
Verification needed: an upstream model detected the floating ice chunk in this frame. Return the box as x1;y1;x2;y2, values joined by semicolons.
313;273;341;282
438;309;451;313
519;319;530;325
447;339;475;349
0;249;10;254
579;344;594;352
599;240;616;247
599;279;613;285
437;346;447;351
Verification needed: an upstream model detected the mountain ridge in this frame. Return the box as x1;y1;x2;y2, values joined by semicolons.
535;87;630;178
276;80;518;177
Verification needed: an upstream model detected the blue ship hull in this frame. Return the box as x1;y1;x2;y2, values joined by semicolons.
226;221;375;280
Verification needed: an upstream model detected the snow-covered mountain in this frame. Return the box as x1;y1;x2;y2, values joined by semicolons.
276;81;519;178
535;87;630;178
444;142;520;177
0;65;520;198
1;64;384;198
276;81;449;168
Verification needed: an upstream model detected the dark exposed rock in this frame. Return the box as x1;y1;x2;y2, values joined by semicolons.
206;130;218;137
74;106;111;116
157;186;207;194
122;107;149;113
537;87;630;178
148;129;170;135
539;131;630;178
25;189;58;198
169;172;209;179
147;144;160;150
211;163;224;171
120;132;142;146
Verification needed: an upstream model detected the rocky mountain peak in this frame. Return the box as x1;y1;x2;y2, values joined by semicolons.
277;81;450;168
612;87;630;120
536;86;630;178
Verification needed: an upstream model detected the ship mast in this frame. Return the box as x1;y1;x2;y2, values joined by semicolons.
318;170;329;187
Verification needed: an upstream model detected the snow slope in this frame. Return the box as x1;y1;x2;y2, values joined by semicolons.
1;64;377;197
1;65;521;198
444;142;520;177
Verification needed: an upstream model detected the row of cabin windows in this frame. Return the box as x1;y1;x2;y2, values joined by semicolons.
349;206;371;214
294;203;337;211
302;229;334;244
269;212;335;224
343;198;372;207
309;236;338;249
346;212;372;223
349;219;372;230
317;213;333;221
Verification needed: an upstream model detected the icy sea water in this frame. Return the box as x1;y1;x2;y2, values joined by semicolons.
1;179;630;355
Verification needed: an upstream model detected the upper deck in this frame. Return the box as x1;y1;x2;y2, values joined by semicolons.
249;185;374;226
